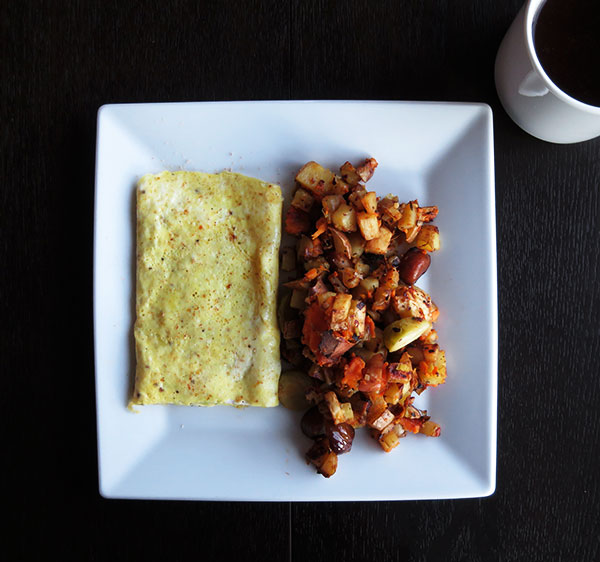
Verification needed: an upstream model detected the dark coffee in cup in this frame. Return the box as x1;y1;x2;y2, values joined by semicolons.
534;0;600;107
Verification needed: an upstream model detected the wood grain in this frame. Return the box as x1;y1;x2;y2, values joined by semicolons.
2;0;599;561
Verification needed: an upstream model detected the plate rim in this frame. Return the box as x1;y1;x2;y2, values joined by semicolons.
93;99;497;501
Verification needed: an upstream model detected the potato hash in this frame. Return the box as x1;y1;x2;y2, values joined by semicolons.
278;158;447;478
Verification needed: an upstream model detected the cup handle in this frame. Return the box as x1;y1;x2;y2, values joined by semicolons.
518;70;549;97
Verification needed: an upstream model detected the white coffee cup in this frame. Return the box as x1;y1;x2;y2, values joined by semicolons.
495;0;600;144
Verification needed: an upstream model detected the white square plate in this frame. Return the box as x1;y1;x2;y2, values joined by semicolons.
94;100;497;501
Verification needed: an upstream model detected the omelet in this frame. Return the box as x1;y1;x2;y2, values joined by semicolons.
130;171;282;407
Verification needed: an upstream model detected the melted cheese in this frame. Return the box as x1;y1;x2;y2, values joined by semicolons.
130;171;282;407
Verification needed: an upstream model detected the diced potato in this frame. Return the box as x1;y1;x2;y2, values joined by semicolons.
332;203;358;232
420;328;438;344
361;192;378;214
331;176;350;195
348;232;366;260
371;286;392;312
421;343;440;364
380;267;399;290
384;383;402;405
359;276;379;295
357;212;380;241
348;188;367;211
387;351;413;382
414;225;441;252
317;450;338;478
392;284;438;322
340;161;361;186
420;420;441;437
346;299;367;337
356;158;378;182
355;260;370;277
317;291;337;308
417;351;447;387
378;196;401;224
331;293;352;330
368;407;394;431
340;401;354;423
404;224;421;244
436;350;447;378
323;391;344;423
322;194;344;217
291;188;315;212
375;424;405;452
295;161;335;197
417;206;438;223
341;267;361;289
397;200;418;231
306;438;338;477
365;225;393;254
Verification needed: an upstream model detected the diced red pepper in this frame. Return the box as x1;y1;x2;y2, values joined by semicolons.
341;356;365;389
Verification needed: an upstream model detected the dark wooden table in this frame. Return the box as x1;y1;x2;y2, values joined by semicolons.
3;1;599;560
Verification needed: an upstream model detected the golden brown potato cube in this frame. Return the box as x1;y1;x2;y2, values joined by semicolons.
380;268;399;290
331;175;350;195
436;350;447;377
341;267;361;289
417;351;447;387
357;212;380;241
322;194;344;218
291;188;315;212
414;225;441;252
340;161;361;186
296;161;335;197
324;391;345;424
355;261;370;278
417;206;439;223
317;291;337;308
420;420;441;437
346;299;367;337
392;284;438;322
420;328;438;344
376;425;404;452
318;451;338;477
347;189;366;212
378;196;401;224
306;439;338;477
365;225;393;254
356;158;378;182
384;383;402;405
368;408;394;431
361;192;378;214
332;203;357;232
331;293;352;330
340;402;354;423
358;276;379;295
421;343;440;364
398;200;418;232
